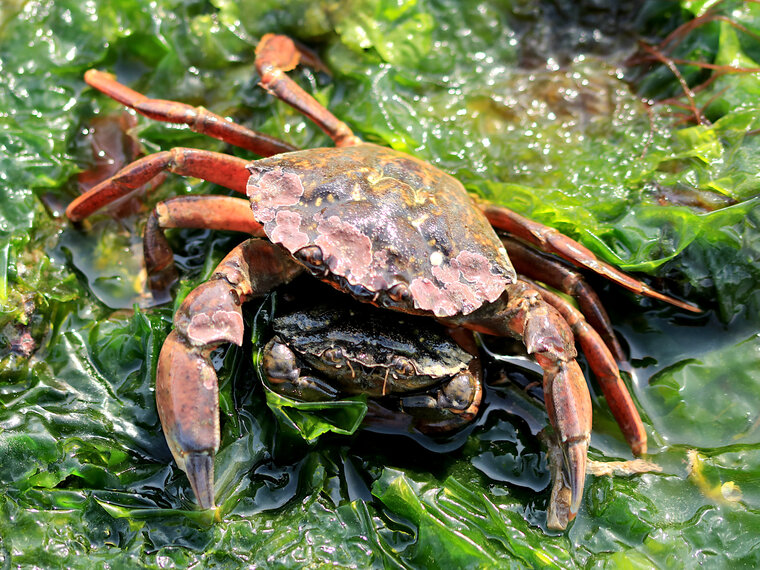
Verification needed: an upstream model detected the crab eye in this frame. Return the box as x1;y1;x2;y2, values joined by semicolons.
387;283;411;303
296;245;323;267
322;347;343;364
391;355;416;377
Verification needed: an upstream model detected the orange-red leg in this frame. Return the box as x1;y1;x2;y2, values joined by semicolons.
255;34;361;147
526;279;647;456
144;195;264;292
157;239;303;508
66;148;250;221
502;236;626;364
480;201;701;313
446;280;592;521
84;70;297;157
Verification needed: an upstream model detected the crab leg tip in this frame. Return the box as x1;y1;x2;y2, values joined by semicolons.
651;290;702;313
633;440;648;456
184;452;216;510
83;68;110;83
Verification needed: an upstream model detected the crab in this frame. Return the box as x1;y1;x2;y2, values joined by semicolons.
65;34;699;529
263;291;483;435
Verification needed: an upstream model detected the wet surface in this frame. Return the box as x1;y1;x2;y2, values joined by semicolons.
2;0;760;566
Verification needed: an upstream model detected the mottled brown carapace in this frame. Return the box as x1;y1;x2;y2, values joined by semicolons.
247;143;516;317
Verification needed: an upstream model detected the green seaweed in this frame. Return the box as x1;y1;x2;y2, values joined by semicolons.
1;0;760;567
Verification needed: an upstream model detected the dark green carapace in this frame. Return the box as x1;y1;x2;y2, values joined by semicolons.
262;300;482;432
270;302;473;392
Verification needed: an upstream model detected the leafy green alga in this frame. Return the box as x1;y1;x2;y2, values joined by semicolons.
1;0;760;568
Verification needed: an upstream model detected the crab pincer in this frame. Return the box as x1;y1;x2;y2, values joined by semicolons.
156;239;302;507
446;279;592;517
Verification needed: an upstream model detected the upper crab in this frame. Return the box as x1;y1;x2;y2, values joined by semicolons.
247;144;514;316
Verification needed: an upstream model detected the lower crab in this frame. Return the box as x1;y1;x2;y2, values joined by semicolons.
66;34;698;529
263;293;483;435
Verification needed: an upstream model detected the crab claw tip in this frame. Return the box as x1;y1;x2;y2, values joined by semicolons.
184;452;216;509
564;439;588;515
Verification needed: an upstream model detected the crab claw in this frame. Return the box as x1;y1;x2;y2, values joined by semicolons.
540;428;580;530
154;240;303;509
540;357;592;527
447;280;593;528
562;438;588;515
156;330;221;509
184;453;216;510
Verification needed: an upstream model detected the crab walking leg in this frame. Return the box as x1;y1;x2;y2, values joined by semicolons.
255;34;361;147
501;236;626;364
479;202;701;313
66;148;250;221
144;195;265;291
157;239;303;508
526;279;647;456
84;70;297;157
149;195;262;235
447;280;592;517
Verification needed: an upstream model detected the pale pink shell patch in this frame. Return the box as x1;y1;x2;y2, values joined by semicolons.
314;215;373;286
247;167;305;223
269;210;310;252
455;250;508;301
409;250;507;317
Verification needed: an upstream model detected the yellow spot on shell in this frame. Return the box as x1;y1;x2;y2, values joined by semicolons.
411;214;429;229
411;187;429;205
366;169;383;184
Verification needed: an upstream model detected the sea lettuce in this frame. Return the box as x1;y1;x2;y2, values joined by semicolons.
1;0;759;567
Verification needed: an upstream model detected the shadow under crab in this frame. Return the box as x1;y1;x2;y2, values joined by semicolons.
65;33;699;529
